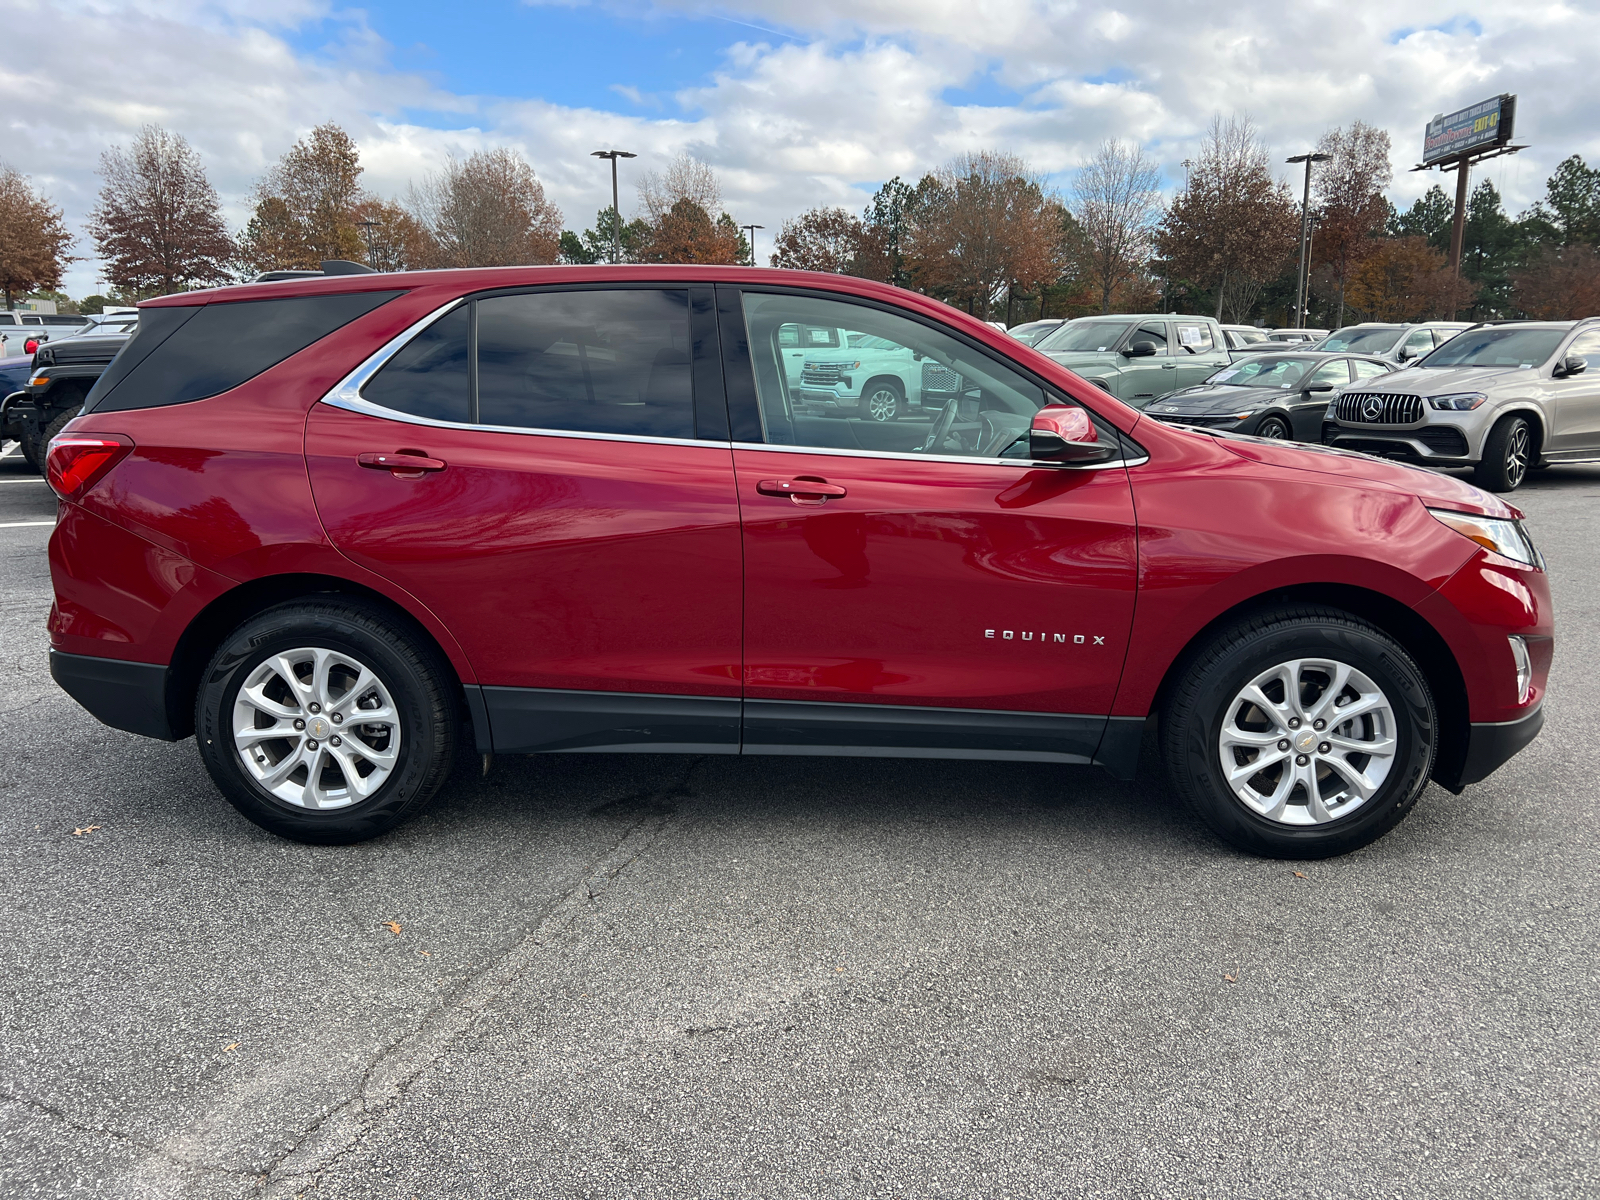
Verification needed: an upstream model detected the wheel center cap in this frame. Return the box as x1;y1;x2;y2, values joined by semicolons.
1295;730;1317;752
308;716;331;739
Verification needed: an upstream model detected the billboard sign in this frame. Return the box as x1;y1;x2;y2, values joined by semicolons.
1423;95;1516;165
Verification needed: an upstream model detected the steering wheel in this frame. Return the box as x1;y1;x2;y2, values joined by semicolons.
920;394;962;454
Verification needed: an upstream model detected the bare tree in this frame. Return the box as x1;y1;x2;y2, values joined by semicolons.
1155;115;1299;321
637;155;722;223
88;126;235;298
771;207;867;273
1313;120;1393;327
632;154;744;264
409;148;562;267
1071;140;1161;313
0;164;73;310
240;123;365;271
907;151;1069;319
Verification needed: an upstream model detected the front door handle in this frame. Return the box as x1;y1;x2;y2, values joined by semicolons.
1160;362;1177;369
757;476;847;505
358;451;447;476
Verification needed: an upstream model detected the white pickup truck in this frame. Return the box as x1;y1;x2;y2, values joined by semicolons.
779;322;956;422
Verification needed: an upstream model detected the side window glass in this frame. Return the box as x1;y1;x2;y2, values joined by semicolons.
1403;330;1433;357
361;305;471;423
777;323;800;348
476;289;693;439
1351;359;1392;380
1132;323;1169;355
1565;331;1600;370
740;291;1066;460
1173;322;1213;353
1310;361;1351;387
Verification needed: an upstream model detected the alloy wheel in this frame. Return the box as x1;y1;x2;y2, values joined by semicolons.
1505;422;1529;488
1218;657;1396;826
231;647;401;809
865;387;899;422
1257;417;1289;440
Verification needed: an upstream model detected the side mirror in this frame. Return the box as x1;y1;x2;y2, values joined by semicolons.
1029;405;1115;463
1555;354;1587;378
1396;347;1413;361
1122;340;1159;358
1304;382;1335;393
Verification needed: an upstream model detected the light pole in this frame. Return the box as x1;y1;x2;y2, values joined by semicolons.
1286;152;1331;329
357;218;379;270
741;224;764;266
590;149;637;264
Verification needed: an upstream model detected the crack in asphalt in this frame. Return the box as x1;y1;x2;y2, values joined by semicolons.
252;757;707;1198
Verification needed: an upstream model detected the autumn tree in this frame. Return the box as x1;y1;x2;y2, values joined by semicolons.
1310;120;1393;327
88;126;234;298
1513;244;1600;318
240;123;364;271
1070;139;1162;313
905;151;1068;320
350;197;432;271
770;207;866;273
1155;115;1298;322
0;165;73;310
1345;236;1469;321
633;155;745;265
408;148;562;267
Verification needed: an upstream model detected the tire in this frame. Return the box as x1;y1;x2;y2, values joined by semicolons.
22;399;81;474
1162;607;1436;859
195;600;457;844
1474;415;1531;493
862;380;903;422
1254;415;1290;440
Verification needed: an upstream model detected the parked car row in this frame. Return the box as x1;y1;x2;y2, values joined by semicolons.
0;312;137;469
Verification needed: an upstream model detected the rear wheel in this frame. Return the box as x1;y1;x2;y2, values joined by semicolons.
1162;607;1435;858
196;600;457;844
1474;415;1531;492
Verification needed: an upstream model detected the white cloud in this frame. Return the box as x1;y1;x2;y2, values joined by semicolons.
1;0;1596;295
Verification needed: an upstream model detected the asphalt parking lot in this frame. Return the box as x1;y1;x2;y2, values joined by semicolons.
1;440;1595;1199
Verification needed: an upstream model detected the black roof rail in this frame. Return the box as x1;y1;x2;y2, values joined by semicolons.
250;260;378;284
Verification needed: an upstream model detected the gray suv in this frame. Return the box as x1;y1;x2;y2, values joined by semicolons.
1033;314;1231;407
1323;319;1600;492
1314;321;1472;366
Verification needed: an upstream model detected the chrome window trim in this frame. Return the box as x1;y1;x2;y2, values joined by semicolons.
730;440;1146;471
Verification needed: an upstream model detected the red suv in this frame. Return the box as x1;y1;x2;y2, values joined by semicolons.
44;267;1552;857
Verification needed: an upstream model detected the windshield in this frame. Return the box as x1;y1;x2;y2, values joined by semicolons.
1007;322;1059;346
1035;320;1134;353
1205;356;1314;388
1417;327;1567;369
846;333;904;351
1316;327;1404;353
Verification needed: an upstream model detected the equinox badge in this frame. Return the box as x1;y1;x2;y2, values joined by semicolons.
986;630;1106;645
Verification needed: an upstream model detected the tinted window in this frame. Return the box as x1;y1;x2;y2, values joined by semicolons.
361;305;470;423
476;290;693;438
87;290;402;414
740;290;1106;461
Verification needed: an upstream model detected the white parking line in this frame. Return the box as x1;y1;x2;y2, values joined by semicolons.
0;520;54;528
0;478;47;484
0;440;18;460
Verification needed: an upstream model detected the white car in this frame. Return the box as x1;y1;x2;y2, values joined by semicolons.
781;323;939;421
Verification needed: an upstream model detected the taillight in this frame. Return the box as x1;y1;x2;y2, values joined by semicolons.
46;434;133;501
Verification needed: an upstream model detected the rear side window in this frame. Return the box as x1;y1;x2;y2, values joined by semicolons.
361;305;470;423
1173;321;1214;353
476;290;692;438
86;290;403;414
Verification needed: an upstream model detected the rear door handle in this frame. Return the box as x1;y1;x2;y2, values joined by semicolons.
757;477;847;505
358;451;447;474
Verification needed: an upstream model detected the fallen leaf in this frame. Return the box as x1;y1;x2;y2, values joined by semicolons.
1293;871;1307;879
72;825;102;837
1223;974;1237;984
223;1042;239;1052
383;921;402;935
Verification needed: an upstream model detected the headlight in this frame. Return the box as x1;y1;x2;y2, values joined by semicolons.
1428;508;1544;569
1427;392;1487;411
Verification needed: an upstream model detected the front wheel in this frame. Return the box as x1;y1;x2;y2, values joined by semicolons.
1254;415;1290;440
1162;607;1436;858
1474;415;1531;492
862;381;903;422
196;600;457;843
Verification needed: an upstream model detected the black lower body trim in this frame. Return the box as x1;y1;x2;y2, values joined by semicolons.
1440;706;1544;792
482;687;741;754
51;649;177;741
743;698;1105;763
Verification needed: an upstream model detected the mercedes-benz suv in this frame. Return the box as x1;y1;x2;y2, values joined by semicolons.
43;266;1551;858
1323;319;1600;491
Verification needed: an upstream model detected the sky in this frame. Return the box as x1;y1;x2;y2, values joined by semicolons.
3;0;1596;298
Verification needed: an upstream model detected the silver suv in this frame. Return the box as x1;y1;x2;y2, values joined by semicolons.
1314;321;1473;366
1323;320;1600;492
